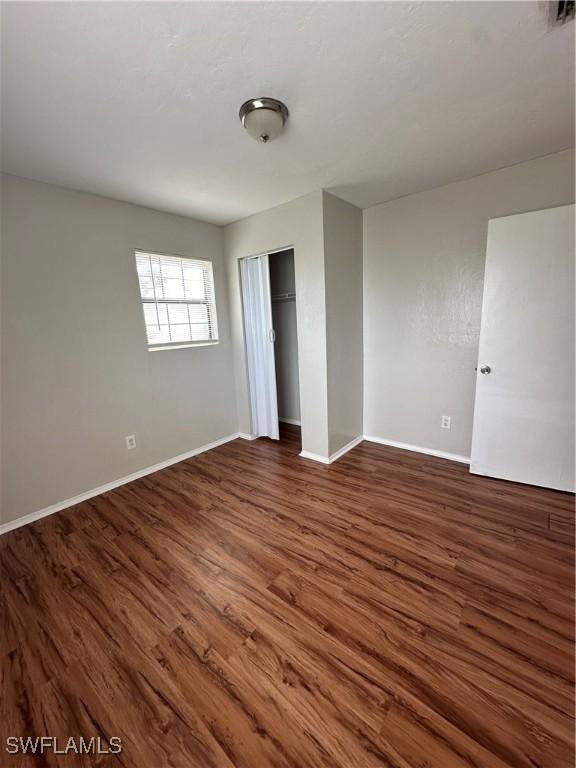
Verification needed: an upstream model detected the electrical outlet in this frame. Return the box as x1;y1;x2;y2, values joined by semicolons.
125;434;136;450
441;415;451;430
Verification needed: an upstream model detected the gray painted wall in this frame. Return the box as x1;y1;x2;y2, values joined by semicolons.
3;150;573;526
224;191;364;459
323;192;363;454
269;250;300;424
1;175;237;524
363;149;575;458
224;192;330;458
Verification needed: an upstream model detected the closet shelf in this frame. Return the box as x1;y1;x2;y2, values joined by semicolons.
272;292;296;303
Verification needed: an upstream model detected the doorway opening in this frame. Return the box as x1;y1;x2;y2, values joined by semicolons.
240;248;301;451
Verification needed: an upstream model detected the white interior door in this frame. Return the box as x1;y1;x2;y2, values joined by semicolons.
470;205;575;491
240;254;279;440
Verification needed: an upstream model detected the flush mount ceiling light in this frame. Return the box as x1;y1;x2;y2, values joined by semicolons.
239;97;289;143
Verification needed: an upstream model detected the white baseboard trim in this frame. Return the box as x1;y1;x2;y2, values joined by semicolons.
363;434;470;464
279;417;301;426
329;435;364;463
1;431;471;535
299;450;330;464
300;434;364;465
0;432;242;536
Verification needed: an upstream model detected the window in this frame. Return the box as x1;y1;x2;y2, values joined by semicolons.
135;250;219;349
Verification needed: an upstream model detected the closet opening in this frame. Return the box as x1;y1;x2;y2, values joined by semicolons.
240;247;301;451
270;249;300;447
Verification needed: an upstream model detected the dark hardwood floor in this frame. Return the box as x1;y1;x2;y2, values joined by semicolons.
1;424;574;767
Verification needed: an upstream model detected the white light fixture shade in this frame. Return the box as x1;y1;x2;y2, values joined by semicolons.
239;98;289;143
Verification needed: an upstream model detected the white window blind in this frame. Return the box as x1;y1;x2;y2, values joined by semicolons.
135;250;219;348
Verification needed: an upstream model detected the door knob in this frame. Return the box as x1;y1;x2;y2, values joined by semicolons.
480;365;491;374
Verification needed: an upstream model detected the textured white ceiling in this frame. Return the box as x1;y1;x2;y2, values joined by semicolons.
1;2;574;224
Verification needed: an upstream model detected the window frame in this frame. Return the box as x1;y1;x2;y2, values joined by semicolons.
134;249;219;351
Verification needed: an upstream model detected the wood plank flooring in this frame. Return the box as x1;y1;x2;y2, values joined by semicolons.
1;424;574;767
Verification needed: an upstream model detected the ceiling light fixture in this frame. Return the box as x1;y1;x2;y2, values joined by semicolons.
239;97;289;143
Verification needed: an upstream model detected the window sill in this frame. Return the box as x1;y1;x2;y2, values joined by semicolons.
148;341;219;352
